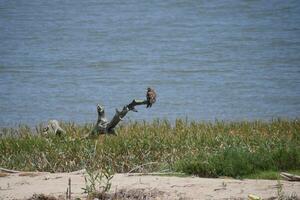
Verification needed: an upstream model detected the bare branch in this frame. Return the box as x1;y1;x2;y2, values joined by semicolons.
91;99;148;136
90;88;156;136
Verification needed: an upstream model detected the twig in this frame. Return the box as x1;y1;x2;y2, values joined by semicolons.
0;167;20;173
68;178;71;200
66;188;68;200
70;169;86;175
126;172;185;177
127;162;159;175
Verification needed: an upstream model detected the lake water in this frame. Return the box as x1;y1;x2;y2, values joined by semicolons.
1;0;300;126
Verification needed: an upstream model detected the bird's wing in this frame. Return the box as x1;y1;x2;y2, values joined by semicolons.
149;92;156;103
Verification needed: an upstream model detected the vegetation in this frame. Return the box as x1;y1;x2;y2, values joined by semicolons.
82;167;114;199
0;119;299;179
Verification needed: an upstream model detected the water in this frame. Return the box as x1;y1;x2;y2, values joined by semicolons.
1;0;300;126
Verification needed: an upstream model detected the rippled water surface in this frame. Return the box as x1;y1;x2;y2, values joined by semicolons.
1;0;300;126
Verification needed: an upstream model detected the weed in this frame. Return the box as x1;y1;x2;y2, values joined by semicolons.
82;167;114;199
275;179;299;200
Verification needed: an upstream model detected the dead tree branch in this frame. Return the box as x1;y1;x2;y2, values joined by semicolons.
90;99;148;136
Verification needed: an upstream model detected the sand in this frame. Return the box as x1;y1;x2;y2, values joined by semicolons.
0;170;299;200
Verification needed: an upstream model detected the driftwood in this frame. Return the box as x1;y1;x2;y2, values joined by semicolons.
43;120;65;136
90;99;149;136
280;172;300;181
0;167;20;173
127;162;159;174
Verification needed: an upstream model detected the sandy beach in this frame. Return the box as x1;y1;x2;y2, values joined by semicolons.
0;170;299;200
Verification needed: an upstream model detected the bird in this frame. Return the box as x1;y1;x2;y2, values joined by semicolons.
146;87;156;108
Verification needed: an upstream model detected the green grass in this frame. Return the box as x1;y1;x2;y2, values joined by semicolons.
242;170;281;180
0;119;299;179
242;169;300;180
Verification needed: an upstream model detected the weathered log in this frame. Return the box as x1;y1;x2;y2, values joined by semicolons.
0;167;20;173
91;99;148;136
43;120;65;136
280;172;300;181
107;99;148;132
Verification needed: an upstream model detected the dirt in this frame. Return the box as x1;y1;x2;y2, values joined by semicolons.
0;170;299;200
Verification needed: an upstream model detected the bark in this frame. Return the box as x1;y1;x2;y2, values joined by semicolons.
280;172;300;181
43;120;65;136
91;99;148;136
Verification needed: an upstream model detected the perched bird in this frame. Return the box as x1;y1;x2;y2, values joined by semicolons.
146;87;156;108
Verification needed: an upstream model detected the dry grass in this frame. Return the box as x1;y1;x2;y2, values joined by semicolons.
0;119;299;178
